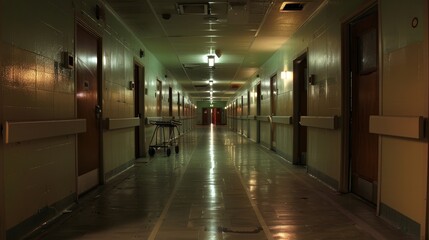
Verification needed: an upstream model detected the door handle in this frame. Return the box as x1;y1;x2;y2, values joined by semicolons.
95;105;102;119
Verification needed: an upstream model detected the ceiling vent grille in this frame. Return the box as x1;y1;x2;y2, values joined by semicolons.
177;3;209;15
280;2;305;12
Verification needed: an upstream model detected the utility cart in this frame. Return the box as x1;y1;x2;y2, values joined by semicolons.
148;119;181;157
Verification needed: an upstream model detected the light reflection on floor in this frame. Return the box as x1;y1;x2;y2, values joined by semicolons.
35;125;414;240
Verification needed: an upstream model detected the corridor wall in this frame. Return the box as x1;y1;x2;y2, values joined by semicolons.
228;0;428;238
0;0;193;239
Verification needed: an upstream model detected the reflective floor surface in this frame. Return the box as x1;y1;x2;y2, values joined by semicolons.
31;125;414;240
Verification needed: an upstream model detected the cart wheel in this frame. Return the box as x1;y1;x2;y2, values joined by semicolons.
166;148;171;156
175;145;179;153
149;147;155;157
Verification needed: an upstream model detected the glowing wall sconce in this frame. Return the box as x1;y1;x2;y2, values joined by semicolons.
250;91;256;98
281;71;293;80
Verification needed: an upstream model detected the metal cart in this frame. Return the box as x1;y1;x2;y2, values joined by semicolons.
148;120;181;157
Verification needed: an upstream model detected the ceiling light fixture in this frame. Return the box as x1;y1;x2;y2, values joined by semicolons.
207;55;215;67
209;80;213;85
280;2;305;12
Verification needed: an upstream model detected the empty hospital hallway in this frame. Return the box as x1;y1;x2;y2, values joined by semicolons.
31;126;413;240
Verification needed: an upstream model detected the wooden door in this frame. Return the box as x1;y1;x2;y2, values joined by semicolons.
156;80;162;116
350;9;379;204
247;91;251;136
202;108;210;125
168;87;173;117
134;64;144;158
293;53;308;165
182;95;185;117
177;92;181;117
240;96;244;134
270;75;278;150
76;24;101;195
234;100;238;131
215;108;222;125
212;108;216;124
256;83;261;143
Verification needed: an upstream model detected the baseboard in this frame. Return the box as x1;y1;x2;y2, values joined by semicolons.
105;159;135;182
6;194;75;240
379;203;420;237
307;165;339;190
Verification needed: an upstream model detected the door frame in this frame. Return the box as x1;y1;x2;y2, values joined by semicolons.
75;21;104;195
177;92;181;117
134;61;145;158
340;2;380;203
293;51;308;165
168;86;173;117
247;90;251;137
256;82;261;143
156;80;162;116
202;108;210;125
240;95;244;134
270;74;278;151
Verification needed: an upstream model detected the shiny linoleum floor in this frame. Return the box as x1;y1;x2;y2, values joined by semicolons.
32;125;414;240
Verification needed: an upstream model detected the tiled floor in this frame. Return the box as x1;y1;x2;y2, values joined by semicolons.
32;125;414;239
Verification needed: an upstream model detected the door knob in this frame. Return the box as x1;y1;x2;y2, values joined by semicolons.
95;105;102;118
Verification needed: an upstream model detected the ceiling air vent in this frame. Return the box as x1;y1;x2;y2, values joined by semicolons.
280;2;305;12
177;3;209;15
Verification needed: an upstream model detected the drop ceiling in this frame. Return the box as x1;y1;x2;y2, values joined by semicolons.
104;0;325;102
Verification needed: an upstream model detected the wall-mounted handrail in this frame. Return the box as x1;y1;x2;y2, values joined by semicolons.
105;117;140;130
369;115;425;139
271;116;293;125
300;116;338;130
3;119;86;144
256;115;270;122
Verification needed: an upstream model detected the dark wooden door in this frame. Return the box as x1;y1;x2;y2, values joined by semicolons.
350;9;379;203
156;80;162;116
182;95;185;117
168;87;173;117
293;53;308;165
240;96;244;134
76;24;100;194
212;108;217;124
234;100;238;131
215;108;222;125
256;83;261;143
134;64;144;158
202;108;210;125
177;92;181;117
270;75;278;150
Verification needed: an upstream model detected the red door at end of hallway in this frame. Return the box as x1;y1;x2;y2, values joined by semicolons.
76;24;101;195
